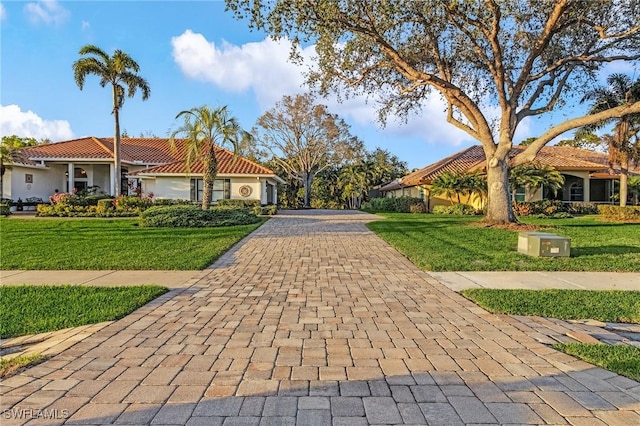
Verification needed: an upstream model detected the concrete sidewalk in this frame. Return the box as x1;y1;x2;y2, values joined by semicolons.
431;271;640;292
0;270;206;288
2;270;638;292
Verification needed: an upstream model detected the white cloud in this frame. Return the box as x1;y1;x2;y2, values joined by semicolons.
171;31;481;147
24;0;69;26
0;3;7;20
81;20;90;30
172;30;312;108
0;105;74;141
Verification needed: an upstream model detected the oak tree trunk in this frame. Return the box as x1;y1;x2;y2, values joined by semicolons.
484;155;517;224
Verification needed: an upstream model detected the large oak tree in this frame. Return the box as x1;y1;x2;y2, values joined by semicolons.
254;93;363;208
227;0;640;223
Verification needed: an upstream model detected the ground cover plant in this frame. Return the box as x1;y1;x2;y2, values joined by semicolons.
0;218;264;270
460;289;640;323
552;343;640;381
0;285;168;338
366;214;640;271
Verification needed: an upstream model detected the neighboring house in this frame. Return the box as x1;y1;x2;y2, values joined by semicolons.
3;137;284;205
380;145;640;209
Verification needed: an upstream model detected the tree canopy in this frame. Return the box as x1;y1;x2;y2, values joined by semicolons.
227;0;640;223
73;44;150;196
253;93;363;208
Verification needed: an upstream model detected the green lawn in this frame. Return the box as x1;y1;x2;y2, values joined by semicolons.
461;289;640;323
0;285;168;338
0;217;265;270
553;343;640;381
366;214;640;271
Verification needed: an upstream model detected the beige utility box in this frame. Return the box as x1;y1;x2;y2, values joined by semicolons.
518;232;571;257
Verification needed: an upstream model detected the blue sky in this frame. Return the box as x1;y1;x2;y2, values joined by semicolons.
1;1;636;170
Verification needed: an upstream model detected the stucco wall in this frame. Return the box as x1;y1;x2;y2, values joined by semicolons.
149;176;269;203
5;166;58;201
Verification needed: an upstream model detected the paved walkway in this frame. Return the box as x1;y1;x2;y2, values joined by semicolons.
1;210;639;425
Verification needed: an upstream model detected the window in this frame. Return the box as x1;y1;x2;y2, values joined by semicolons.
569;182;583;201
190;179;230;202
513;185;526;202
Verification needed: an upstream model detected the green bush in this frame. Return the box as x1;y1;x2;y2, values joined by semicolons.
597;205;640;221
96;199;114;214
432;204;479;215
153;198;193;206
217;199;260;208
139;205;261;227
0;204;11;216
364;196;425;213
114;195;152;212
252;205;278;216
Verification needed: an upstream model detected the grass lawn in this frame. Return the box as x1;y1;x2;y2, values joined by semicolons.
460;289;640;323
0;354;45;379
0;285;168;338
552;343;640;381
0;217;265;270
366;213;640;271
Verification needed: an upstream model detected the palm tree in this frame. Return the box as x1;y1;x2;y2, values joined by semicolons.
580;74;640;206
169;105;245;209
509;163;564;203
73;45;150;197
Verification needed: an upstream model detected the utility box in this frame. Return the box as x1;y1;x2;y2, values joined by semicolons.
518;232;570;257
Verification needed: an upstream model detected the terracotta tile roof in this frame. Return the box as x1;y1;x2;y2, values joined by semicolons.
15;137;276;176
21;137;113;160
129;147;277;176
384;144;638;191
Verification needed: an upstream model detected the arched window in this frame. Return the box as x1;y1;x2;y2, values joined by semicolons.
569;181;583;201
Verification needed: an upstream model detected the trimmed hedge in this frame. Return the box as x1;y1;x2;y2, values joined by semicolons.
218;199;261;208
0;204;10;216
597;205;640;221
513;200;598;217
139;205;262;227
362;196;426;213
432;204;480;215
253;205;278;216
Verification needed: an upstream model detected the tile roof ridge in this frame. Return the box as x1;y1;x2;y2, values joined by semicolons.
91;137;114;157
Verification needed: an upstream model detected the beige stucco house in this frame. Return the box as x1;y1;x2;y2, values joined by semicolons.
380;145;639;209
4;137;284;205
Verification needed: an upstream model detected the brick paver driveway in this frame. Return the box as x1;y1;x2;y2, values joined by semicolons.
2;210;639;425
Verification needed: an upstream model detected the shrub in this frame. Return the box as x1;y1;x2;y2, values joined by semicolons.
114;195;152;212
365;196;426;213
566;202;598;215
217;199;260;208
0;204;11;216
432;204;479;215
597;205;640;221
96;199;115;214
252;205;278;216
153;198;193;206
139;205;261;227
513;200;566;217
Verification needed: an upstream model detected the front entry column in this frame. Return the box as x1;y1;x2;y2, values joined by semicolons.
67;163;74;193
109;163;115;196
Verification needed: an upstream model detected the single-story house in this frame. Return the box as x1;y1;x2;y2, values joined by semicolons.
3;137;284;205
380;145;639;208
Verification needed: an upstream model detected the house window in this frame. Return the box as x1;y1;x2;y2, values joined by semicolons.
569;182;584;201
513;185;526;202
190;179;231;202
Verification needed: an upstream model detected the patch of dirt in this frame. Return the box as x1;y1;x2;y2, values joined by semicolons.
469;221;543;231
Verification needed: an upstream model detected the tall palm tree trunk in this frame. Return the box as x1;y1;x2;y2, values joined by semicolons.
113;86;122;197
201;147;217;209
